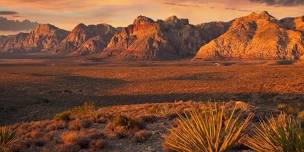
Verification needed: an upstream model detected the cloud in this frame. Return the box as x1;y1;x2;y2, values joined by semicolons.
0;0;131;11
249;0;304;6
163;2;201;7
225;7;251;12
164;0;304;6
0;11;18;15
0;17;38;31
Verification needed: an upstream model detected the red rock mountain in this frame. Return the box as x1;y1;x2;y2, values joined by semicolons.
195;12;304;61
101;16;229;60
0;24;68;53
57;23;117;55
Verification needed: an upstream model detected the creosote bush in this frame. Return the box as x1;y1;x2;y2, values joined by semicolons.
105;115;145;138
163;106;254;152
0;127;17;152
243;114;304;152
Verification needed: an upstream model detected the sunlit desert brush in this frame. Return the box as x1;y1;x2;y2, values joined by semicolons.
243;114;304;152
3;101;304;152
163;105;254;152
0;127;17;152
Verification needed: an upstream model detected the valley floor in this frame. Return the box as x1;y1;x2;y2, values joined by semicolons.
0;58;304;125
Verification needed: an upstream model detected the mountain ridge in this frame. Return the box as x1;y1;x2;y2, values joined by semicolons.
0;11;304;61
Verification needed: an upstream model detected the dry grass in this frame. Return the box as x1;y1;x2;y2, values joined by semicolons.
134;130;152;143
163;105;254;152
243;114;304;152
0;127;16;152
53;102;96;121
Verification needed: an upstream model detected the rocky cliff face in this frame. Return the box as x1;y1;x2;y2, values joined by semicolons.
280;16;304;32
101;16;229;60
0;24;68;53
57;24;117;55
24;24;69;51
0;33;29;53
195;11;304;61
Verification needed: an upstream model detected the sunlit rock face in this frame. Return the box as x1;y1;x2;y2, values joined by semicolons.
101;15;229;60
57;23;117;55
0;24;68;53
195;11;304;61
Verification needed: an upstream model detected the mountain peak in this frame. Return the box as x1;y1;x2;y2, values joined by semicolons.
133;15;155;25
248;11;274;20
165;15;189;25
34;24;57;30
74;23;87;30
31;24;63;36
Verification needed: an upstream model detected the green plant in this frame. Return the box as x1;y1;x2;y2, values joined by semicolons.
243;114;304;152
0;127;17;152
163;106;254;152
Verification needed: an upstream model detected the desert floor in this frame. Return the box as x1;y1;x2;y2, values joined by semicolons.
1;58;304;125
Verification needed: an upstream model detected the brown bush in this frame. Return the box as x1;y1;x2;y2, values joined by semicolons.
134;130;152;143
105;115;145;138
89;139;106;150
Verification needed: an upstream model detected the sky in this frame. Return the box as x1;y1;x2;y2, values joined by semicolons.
0;0;303;31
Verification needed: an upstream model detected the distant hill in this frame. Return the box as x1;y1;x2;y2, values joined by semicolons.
194;11;304;61
57;23;117;56
0;24;69;53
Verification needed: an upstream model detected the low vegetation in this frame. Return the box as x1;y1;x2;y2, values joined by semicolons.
2;101;304;151
243;114;304;152
53;101;97;121
0;127;16;152
163;105;254;152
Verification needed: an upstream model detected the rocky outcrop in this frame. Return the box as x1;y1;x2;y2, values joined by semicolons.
24;24;69;51
0;24;68;53
57;24;117;55
280;16;304;32
0;33;29;53
101;15;229;60
101;16;173;60
195;11;304;61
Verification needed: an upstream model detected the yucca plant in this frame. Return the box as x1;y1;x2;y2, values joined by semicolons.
0;127;16;152
243;114;304;152
163;106;254;152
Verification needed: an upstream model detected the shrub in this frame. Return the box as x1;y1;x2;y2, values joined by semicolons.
89;139;106;150
53;102;97;121
68;119;92;130
243;114;304;152
298;111;304;121
112;115;145;130
53;111;71;121
134;130;152;143
61;131;79;145
105;115;145;138
163;106;253;152
70;102;96;115
0;127;17;152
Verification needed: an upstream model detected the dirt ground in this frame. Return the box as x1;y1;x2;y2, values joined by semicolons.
1;58;304;125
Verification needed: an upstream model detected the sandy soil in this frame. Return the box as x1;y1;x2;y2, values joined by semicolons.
0;58;304;125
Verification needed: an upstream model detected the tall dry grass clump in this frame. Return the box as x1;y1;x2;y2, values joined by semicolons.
243;114;304;152
163;106;254;152
54;101;97;121
0;127;16;152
